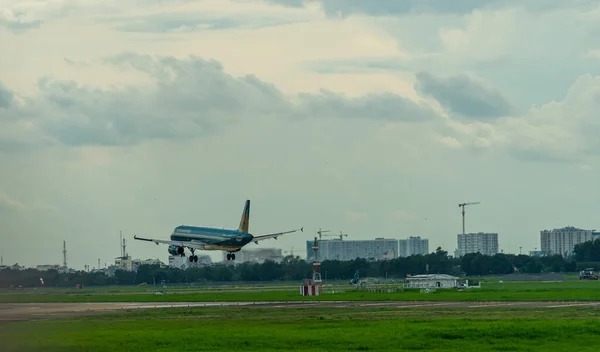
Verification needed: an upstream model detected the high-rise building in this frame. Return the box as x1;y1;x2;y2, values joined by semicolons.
456;232;499;257
398;236;429;257
306;238;398;261
540;226;594;257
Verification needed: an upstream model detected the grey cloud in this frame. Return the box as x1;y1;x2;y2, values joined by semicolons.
0;8;41;33
0;82;14;108
305;57;412;75
0;18;42;33
415;72;514;119
297;89;436;121
103;12;305;33
0;53;436;149
268;0;596;16
263;0;305;7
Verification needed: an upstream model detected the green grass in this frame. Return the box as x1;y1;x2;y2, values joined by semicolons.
3;281;600;303
4;307;600;351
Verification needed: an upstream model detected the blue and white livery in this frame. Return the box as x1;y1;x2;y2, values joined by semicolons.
134;200;303;261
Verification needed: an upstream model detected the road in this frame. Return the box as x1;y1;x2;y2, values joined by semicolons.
2;300;600;323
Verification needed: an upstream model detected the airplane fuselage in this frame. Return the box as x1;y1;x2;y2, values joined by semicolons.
168;225;254;255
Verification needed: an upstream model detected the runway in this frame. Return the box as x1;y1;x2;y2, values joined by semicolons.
3;301;600;323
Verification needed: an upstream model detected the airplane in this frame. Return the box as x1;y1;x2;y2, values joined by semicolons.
134;200;303;262
350;270;360;286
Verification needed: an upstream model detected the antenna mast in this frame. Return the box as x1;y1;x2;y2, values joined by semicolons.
62;241;67;268
120;231;127;257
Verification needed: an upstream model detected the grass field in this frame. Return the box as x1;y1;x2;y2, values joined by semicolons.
3;281;600;303
4;307;600;351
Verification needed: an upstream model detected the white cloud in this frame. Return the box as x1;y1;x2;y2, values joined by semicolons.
439;74;600;162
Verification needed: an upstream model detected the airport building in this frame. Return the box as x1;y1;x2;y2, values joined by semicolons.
398;236;429;257
405;274;459;289
306;238;399;261
540;226;594;257
456;232;499;257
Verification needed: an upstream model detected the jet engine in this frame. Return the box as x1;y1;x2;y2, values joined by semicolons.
168;245;185;256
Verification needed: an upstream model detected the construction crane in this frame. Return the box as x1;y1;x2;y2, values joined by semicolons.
317;228;330;240
320;231;348;240
458;201;480;235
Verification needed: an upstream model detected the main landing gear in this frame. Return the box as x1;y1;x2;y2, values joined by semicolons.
188;249;198;263
226;253;236;261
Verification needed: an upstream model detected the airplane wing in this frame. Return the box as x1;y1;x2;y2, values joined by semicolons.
252;227;303;244
133;236;207;249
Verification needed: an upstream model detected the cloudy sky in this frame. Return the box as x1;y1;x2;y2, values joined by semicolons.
2;0;600;269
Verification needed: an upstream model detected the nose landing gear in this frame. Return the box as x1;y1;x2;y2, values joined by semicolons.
226;253;236;261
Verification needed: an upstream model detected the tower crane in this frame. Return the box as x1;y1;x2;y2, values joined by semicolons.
458;201;480;235
320;231;348;240
317;228;330;240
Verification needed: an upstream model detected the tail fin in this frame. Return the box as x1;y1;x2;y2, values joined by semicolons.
238;200;250;233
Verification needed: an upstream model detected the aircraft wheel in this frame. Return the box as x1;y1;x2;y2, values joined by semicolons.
193;255;198;263
227;253;231;260
231;253;236;260
189;256;194;262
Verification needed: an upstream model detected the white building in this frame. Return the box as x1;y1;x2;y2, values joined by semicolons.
115;255;133;271
307;238;399;261
540;226;594;257
399;236;429;257
169;255;212;268
405;274;459;289
456;232;499;257
132;258;165;270
223;248;283;264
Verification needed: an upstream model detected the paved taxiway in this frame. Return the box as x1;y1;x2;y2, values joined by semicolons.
3;301;600;323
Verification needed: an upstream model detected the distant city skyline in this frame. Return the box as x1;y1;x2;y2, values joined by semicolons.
2;1;600;269
5;225;598;271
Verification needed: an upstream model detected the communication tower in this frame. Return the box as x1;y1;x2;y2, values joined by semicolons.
312;237;322;284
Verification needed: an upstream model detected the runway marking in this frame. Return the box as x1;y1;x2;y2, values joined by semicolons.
547;302;600;308
468;303;522;308
394;302;460;308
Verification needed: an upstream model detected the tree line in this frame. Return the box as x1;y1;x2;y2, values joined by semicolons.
3;240;600;288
